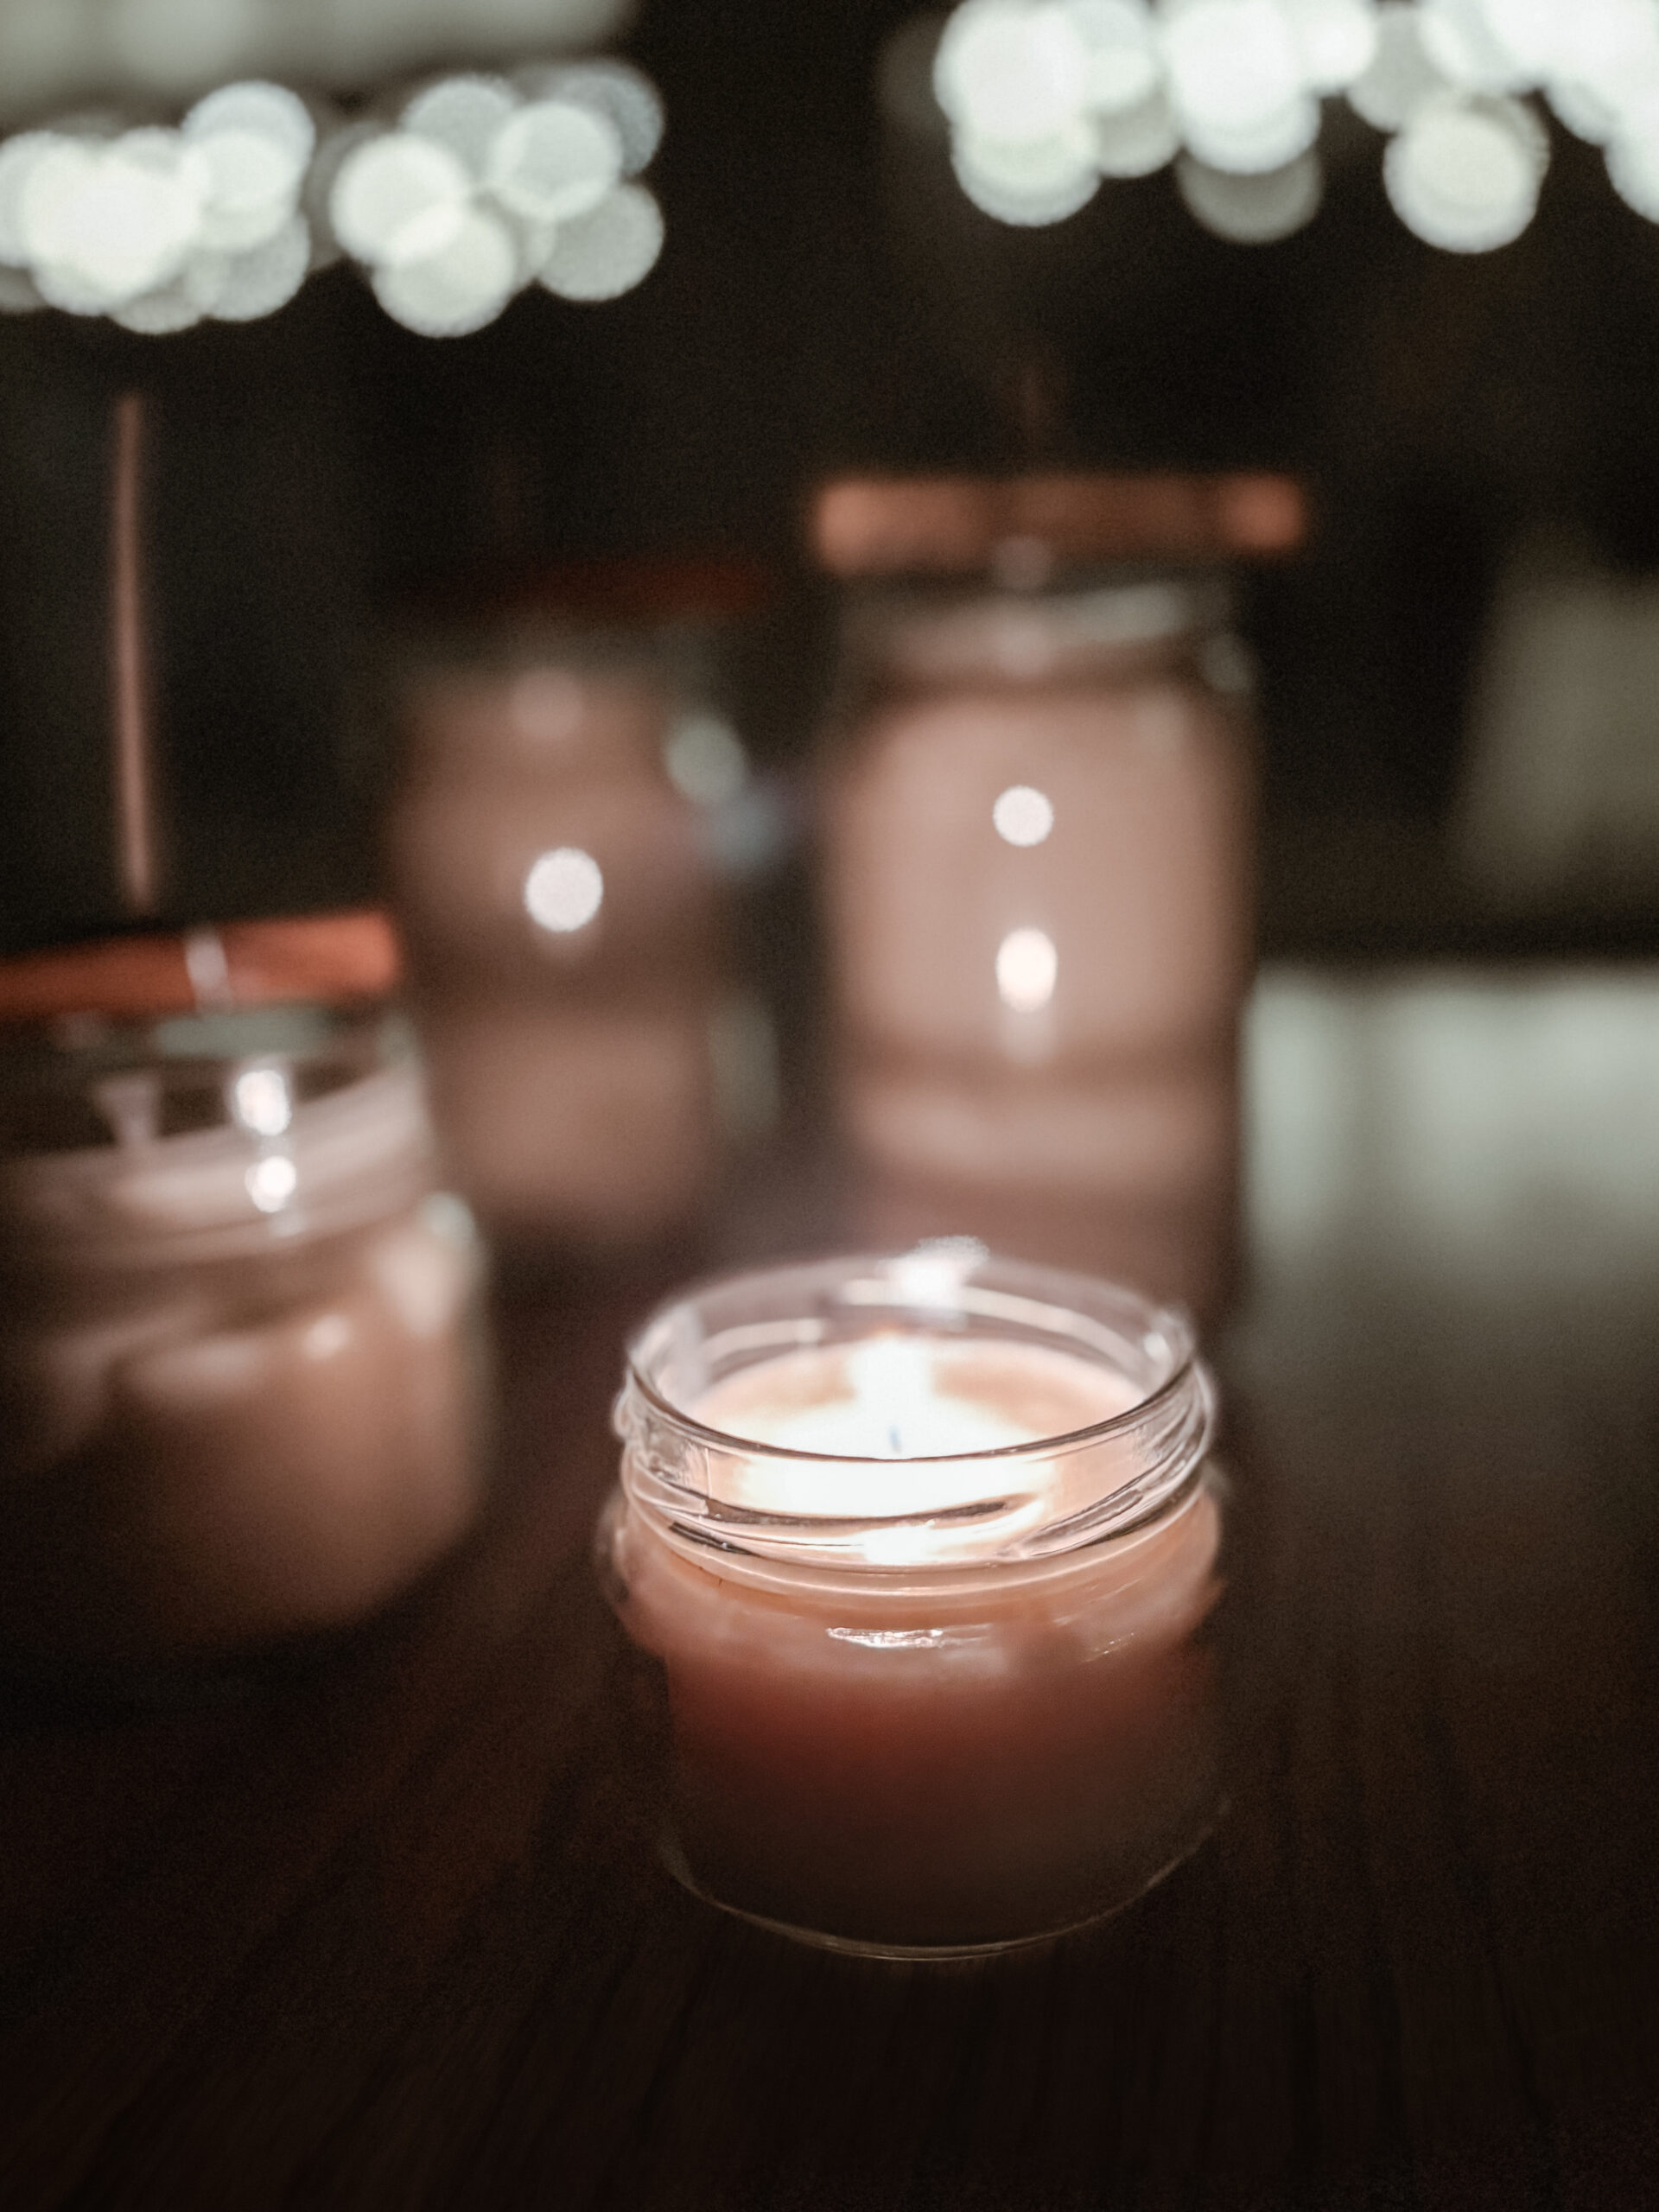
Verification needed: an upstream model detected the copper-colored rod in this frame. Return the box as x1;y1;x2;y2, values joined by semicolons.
110;390;160;917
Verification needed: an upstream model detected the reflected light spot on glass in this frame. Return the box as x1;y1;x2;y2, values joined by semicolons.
524;846;604;933
232;1065;292;1137
303;1312;353;1361
993;784;1055;845
246;1154;297;1213
664;712;747;804
996;925;1058;1012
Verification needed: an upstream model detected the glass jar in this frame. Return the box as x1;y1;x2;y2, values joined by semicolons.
813;472;1305;1317
0;912;490;1683
386;557;779;1251
598;1247;1224;1957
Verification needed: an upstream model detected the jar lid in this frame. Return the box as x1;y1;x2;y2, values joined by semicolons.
0;909;401;1028
810;472;1307;579
403;554;773;631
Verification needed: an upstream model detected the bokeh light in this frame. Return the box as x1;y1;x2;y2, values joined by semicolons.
1547;0;1659;144
486;98;621;223
516;58;664;175
538;180;663;298
183;79;312;248
1163;0;1319;174
330;131;472;266
1383;92;1543;250
0;51;667;335
953;124;1102;222
400;73;518;176
1347;1;1454;127
934;1;1091;143
1071;0;1162;115
916;0;1659;252
1093;88;1181;175
1178;145;1324;238
1605;91;1659;219
1280;0;1379;93
372;203;518;335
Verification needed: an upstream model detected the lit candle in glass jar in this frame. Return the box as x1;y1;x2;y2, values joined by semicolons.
599;1246;1224;1957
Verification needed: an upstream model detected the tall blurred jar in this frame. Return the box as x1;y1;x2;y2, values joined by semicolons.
386;559;779;1253
813;473;1305;1317
0;910;490;1684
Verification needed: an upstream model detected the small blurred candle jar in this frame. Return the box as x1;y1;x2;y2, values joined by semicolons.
386;559;777;1251
0;912;490;1681
813;473;1305;1315
599;1248;1224;1956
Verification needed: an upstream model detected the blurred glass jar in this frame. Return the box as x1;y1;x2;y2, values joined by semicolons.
0;911;490;1683
813;473;1306;1317
386;558;780;1251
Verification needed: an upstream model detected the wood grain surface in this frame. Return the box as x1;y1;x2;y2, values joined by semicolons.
2;968;1656;2210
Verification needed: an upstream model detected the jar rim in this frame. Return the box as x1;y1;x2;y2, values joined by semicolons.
616;1249;1217;1574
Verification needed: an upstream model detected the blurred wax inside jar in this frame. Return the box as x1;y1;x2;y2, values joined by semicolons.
0;913;491;1674
812;472;1304;1315
385;558;773;1251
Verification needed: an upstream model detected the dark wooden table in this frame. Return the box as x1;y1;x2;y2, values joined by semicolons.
4;966;1658;2210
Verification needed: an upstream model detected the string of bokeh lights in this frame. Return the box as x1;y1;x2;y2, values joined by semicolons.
916;0;1659;250
0;59;664;335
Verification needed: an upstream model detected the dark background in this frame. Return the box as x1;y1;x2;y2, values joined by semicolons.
3;0;1659;957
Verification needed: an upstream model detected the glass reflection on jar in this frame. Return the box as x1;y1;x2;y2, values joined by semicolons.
814;473;1306;1317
